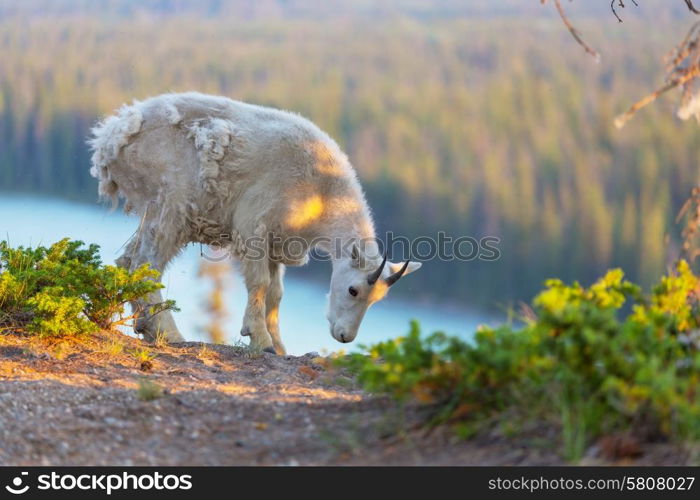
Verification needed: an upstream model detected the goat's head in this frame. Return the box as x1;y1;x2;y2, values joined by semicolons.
326;243;421;344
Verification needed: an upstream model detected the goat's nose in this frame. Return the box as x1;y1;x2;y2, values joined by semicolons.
340;333;346;342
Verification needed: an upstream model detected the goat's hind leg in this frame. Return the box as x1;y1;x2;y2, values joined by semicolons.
116;233;184;343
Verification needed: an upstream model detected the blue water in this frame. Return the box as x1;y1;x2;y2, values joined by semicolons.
0;194;491;354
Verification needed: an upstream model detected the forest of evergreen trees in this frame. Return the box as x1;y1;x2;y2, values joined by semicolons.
1;0;698;309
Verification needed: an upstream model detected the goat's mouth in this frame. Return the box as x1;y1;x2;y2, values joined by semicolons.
330;326;355;343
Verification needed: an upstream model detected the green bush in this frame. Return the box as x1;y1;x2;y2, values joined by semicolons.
0;238;176;337
337;262;700;460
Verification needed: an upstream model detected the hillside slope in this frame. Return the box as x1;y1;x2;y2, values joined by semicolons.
0;332;689;465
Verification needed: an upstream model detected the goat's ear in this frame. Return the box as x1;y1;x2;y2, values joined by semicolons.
350;243;365;268
388;260;421;276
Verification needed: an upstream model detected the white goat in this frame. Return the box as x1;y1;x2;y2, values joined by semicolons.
89;92;421;354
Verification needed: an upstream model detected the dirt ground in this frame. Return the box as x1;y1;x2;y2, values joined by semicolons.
0;331;693;466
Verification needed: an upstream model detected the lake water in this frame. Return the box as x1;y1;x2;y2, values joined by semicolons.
0;194;491;354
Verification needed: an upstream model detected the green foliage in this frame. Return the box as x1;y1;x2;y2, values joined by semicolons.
338;262;700;460
0;238;176;338
27;288;94;336
129;347;155;363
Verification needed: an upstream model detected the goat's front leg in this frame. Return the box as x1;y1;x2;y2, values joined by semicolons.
240;257;275;353
266;261;286;355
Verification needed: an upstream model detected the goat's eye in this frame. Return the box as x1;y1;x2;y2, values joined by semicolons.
348;286;358;297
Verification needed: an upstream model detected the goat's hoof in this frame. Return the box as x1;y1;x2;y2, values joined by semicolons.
240;326;251;337
262;347;276;354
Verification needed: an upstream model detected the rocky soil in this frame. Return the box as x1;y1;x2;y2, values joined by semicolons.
0;331;692;466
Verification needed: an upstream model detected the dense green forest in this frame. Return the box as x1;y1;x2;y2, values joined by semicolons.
1;0;699;309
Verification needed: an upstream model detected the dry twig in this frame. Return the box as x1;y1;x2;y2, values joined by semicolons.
610;0;639;24
541;0;700;126
541;0;601;61
614;66;700;128
676;187;700;264
615;21;700;127
198;260;232;344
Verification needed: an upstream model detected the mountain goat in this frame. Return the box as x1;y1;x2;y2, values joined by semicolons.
89;92;421;354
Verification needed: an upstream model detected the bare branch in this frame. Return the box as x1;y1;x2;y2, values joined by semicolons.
542;0;700;125
614;67;700;128
676;187;700;264
552;0;600;61
611;1;623;23
611;1;639;24
616;21;700;127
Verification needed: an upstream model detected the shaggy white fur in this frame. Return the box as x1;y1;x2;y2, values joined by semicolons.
90;92;420;353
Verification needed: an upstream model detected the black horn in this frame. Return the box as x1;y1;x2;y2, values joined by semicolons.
367;254;387;285
386;260;410;287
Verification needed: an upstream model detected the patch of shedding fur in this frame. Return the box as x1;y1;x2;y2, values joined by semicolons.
88;102;144;206
187;118;234;211
163;100;182;125
189;216;229;243
182;201;229;245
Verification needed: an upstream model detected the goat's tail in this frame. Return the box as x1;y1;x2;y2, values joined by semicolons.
88;102;143;208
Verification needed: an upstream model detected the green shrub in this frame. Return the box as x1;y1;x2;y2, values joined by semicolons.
0;238;177;337
337;262;700;460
